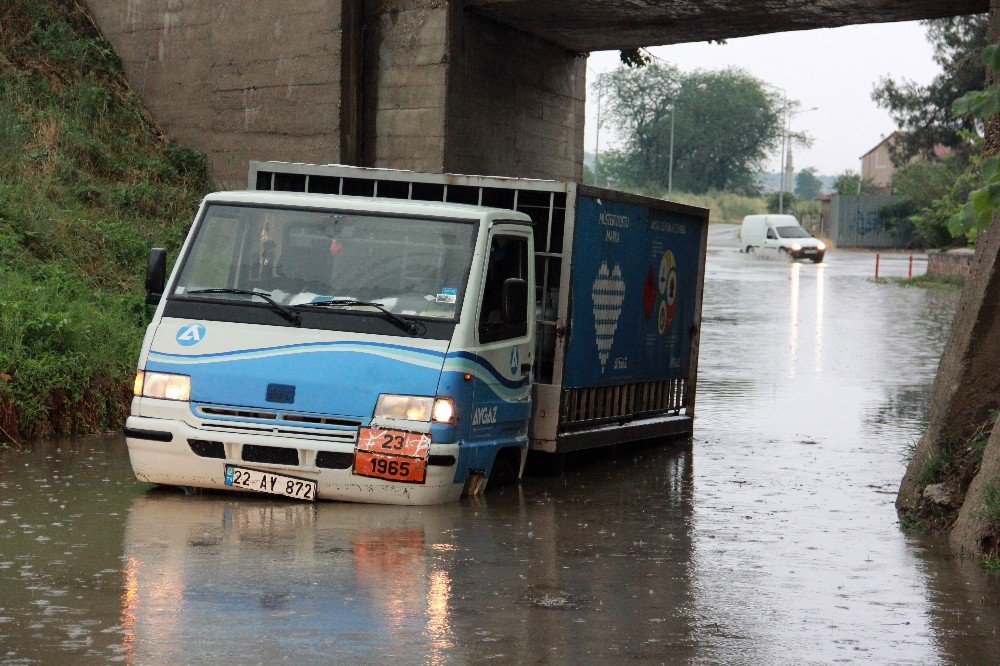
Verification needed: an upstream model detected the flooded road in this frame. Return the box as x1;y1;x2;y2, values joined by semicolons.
3;229;1000;664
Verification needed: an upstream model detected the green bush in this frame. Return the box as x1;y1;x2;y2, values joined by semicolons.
0;0;211;440
890;155;973;248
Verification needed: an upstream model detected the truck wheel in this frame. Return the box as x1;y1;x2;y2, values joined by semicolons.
812;256;824;264
779;247;789;259
486;448;521;492
745;246;754;254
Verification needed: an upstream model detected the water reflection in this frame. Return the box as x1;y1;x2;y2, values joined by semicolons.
112;443;695;663
120;493;463;663
815;263;825;374
789;261;800;376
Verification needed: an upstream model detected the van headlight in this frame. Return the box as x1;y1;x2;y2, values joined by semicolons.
135;371;191;401
374;394;456;423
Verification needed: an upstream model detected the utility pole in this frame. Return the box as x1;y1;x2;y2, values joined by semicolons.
668;105;675;197
593;79;605;185
778;92;788;214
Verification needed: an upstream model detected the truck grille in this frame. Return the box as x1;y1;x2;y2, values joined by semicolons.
197;405;359;429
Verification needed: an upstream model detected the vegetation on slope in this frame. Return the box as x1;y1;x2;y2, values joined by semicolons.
0;0;210;443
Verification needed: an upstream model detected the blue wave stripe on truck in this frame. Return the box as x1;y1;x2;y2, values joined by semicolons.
148;341;528;402
442;352;528;390
150;340;445;362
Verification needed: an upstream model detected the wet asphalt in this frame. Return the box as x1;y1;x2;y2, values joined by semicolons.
2;227;999;664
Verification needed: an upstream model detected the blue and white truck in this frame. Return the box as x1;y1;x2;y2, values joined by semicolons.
124;162;707;504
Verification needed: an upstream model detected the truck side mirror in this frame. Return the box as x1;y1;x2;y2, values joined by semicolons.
502;277;528;327
146;248;167;305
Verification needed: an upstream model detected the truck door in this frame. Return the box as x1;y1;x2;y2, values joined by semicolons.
470;228;534;447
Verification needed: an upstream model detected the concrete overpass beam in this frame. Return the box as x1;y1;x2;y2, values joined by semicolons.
87;0;348;189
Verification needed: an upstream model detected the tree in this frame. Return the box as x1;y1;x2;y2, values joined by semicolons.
794;168;823;200
766;192;797;214
889;156;971;247
595;63;789;195
832;170;879;195
872;15;987;163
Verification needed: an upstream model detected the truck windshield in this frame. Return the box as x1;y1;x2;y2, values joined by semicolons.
776;226;811;239
172;204;477;321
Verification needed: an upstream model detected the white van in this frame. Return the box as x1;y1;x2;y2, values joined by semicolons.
740;214;825;263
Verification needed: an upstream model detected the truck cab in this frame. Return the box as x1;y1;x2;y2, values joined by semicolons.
126;191;534;505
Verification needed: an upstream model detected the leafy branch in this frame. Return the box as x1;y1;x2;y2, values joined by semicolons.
950;44;1000;241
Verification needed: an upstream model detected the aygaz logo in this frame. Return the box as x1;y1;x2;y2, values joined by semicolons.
176;323;206;347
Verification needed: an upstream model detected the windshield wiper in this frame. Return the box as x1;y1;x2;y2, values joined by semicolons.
296;299;421;335
187;288;301;326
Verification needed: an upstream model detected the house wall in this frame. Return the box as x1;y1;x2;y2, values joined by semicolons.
860;142;895;191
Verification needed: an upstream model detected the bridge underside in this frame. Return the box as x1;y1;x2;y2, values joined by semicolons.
466;0;988;52
87;0;987;187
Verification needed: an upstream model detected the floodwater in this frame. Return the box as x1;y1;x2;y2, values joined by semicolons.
3;228;1000;664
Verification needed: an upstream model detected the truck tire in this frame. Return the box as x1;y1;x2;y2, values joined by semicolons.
745;246;754;254
486;448;521;491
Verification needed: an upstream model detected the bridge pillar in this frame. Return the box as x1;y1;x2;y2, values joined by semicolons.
86;0;583;188
897;0;1000;557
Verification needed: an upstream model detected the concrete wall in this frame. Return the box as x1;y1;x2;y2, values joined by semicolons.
927;249;975;277
362;0;450;172
87;0;345;189
444;10;585;181
87;0;582;186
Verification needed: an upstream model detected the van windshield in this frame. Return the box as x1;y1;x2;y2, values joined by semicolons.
776;226;811;239
172;204;477;321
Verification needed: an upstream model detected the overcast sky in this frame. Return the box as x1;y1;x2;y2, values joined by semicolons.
584;20;941;177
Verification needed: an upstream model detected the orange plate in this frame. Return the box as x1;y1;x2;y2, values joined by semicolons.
357;427;430;459
354;450;427;484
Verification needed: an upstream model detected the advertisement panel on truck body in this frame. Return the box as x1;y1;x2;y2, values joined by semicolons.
124;163;707;504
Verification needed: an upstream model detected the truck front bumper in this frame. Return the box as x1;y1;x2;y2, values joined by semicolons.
125;415;463;505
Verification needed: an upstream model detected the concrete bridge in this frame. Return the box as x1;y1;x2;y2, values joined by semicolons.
88;0;985;188
87;0;1000;556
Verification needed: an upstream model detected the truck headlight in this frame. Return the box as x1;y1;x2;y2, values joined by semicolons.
135;370;191;401
817;241;826;251
374;394;455;423
791;243;802;252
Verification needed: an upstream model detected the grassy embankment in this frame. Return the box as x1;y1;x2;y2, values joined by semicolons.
0;0;210;443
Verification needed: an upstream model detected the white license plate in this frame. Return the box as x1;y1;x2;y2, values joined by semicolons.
224;464;316;501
